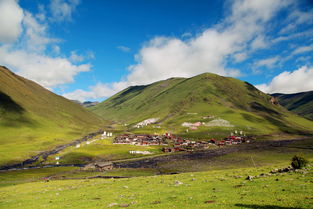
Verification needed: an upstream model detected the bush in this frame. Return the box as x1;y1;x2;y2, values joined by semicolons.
291;155;308;169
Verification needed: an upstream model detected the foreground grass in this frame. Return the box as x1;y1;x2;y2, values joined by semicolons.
1;139;312;208
0;164;312;209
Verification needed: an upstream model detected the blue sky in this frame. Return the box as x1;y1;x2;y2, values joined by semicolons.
0;0;312;101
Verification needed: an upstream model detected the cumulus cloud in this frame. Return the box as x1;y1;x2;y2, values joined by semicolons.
121;0;289;85
255;66;313;93
63;82;128;102
49;0;80;22
22;11;59;52
0;0;24;43
63;0;292;101
0;0;91;89
0;46;91;88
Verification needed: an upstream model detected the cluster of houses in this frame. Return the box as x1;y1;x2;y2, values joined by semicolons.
114;132;251;153
74;131;113;149
163;134;250;152
113;134;168;146
101;131;113;139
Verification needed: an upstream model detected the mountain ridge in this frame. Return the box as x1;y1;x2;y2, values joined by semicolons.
91;73;313;138
0;66;105;166
271;91;313;121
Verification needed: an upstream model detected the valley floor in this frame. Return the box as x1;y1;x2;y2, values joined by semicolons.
0;137;312;208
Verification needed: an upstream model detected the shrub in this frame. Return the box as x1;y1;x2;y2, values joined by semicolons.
291;155;308;169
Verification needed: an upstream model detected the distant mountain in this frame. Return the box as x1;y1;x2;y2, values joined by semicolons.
271;91;313;121
91;73;313;138
0;66;105;166
72;100;99;108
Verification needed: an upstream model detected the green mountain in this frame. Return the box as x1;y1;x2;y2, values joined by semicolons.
272;91;313;121
0;66;105;166
91;73;313;138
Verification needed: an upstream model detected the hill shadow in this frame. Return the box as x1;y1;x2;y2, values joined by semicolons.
234;203;301;209
110;85;148;106
250;102;281;116
289;92;313;111
245;82;259;92
0;91;24;113
0;91;36;127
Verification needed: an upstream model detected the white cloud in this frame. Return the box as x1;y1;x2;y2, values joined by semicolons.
36;4;46;22
70;51;84;62
49;0;80;22
117;46;131;52
63;82;128;102
273;30;313;43
86;50;95;59
0;0;91;89
292;44;313;55
0;46;91;88
52;45;60;54
123;0;289;86
251;35;267;50
256;66;313;93
63;0;292;101
233;52;247;63
69;50;95;63
280;7;313;34
22;11;59;52
255;56;279;68
0;0;24;43
181;32;192;38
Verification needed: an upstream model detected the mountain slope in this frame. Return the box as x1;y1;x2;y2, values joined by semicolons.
271;91;313;121
0;66;105;166
91;73;313;138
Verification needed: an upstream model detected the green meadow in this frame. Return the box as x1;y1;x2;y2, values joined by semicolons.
0;138;312;208
0;163;312;209
44;136;166;165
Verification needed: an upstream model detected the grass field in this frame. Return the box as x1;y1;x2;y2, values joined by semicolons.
1;138;312;208
0;164;312;208
44;136;166;165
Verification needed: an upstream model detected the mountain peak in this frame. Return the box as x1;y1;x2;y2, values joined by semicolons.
91;73;313;137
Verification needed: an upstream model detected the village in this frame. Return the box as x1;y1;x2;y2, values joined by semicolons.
114;132;251;153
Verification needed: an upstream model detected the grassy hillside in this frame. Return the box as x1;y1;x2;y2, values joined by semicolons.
91;73;313;138
272;91;313;121
0;66;105;166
